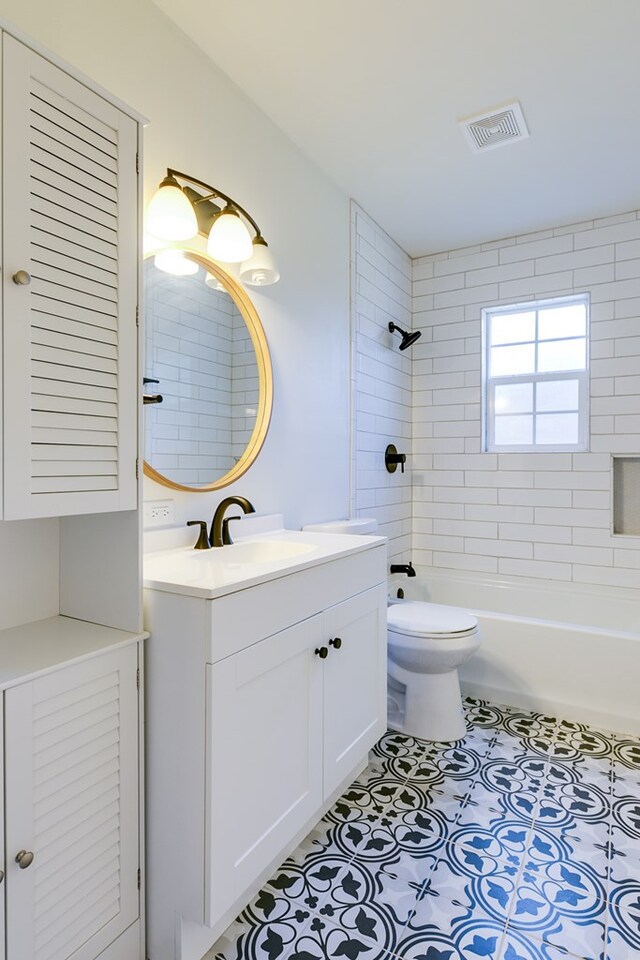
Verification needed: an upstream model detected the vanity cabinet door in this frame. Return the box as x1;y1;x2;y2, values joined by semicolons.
4;645;140;960
205;615;324;927
323;584;387;798
2;34;138;520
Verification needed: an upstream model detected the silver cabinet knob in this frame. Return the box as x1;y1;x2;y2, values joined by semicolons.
15;850;34;869
12;270;31;285
0;869;4;883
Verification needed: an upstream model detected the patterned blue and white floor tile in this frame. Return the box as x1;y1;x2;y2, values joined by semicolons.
208;699;640;960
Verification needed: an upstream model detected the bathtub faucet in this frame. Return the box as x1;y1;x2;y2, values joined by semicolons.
390;561;416;578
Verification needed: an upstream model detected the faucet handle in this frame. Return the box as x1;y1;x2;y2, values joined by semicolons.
187;520;210;550
222;515;242;546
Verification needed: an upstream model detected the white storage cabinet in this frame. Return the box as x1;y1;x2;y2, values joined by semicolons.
0;618;144;960
2;32;139;520
0;20;146;960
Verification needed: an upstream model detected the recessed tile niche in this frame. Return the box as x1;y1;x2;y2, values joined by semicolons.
613;456;640;536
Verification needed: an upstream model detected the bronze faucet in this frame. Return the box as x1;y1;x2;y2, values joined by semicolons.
210;496;256;547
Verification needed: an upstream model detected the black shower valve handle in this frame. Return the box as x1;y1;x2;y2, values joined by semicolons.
385;444;407;474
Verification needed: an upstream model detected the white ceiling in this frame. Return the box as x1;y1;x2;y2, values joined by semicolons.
151;0;640;257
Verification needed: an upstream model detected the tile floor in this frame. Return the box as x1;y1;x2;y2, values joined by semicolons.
210;699;640;960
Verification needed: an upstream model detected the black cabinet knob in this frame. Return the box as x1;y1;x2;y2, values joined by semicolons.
329;637;342;650
315;646;329;659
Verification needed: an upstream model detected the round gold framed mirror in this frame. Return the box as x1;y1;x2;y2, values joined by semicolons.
143;251;272;491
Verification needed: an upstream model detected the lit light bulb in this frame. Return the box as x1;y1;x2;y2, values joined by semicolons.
147;177;198;241
207;207;253;262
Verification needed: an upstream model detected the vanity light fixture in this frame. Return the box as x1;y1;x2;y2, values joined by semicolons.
147;168;279;285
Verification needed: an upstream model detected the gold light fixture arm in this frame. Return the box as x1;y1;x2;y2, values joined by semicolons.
166;168;264;240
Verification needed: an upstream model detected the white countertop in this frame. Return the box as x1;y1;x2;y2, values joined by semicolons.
143;527;387;600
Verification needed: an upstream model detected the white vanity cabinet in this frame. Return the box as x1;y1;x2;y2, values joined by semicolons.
1;31;140;521
145;538;387;960
0;617;144;960
206;584;386;927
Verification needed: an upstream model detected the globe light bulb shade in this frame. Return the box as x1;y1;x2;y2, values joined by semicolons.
207;208;253;263
147;181;198;241
240;239;280;286
154;249;199;276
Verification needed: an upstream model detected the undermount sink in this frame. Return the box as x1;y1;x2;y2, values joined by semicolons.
201;539;315;565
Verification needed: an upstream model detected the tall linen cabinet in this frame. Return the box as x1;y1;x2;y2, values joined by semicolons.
0;23;146;960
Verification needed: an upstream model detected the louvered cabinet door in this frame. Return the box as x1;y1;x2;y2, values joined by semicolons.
4;644;140;960
2;34;138;519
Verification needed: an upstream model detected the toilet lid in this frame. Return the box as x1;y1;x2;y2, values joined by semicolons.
388;601;478;637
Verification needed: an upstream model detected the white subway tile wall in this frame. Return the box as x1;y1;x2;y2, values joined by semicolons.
412;209;640;586
350;203;412;563
144;266;259;486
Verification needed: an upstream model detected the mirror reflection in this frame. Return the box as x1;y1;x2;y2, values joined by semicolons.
144;257;262;489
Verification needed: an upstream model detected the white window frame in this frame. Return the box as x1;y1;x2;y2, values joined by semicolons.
482;294;590;453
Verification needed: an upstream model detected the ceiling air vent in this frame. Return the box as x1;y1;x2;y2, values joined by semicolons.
460;101;529;153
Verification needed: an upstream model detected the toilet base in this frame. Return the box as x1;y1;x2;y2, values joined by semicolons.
401;669;467;742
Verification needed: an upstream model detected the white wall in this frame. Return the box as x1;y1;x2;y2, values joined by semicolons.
350;203;412;564
0;0;351;546
412;210;640;588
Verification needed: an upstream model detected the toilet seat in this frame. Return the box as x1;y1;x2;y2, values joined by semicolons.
387;601;478;640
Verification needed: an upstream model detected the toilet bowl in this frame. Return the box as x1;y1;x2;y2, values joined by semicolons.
301;519;482;742
387;601;482;742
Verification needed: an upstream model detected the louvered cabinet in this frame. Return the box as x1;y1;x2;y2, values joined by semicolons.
2;33;139;520
0;619;143;960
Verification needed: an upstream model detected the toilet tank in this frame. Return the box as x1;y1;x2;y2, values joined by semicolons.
302;518;378;535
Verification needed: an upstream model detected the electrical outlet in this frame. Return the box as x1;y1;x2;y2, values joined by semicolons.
144;499;176;527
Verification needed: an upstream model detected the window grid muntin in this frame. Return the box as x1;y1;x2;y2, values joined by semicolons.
483;294;589;453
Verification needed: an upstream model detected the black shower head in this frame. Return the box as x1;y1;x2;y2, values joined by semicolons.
388;322;422;351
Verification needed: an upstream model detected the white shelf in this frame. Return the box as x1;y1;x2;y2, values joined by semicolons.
0;615;147;690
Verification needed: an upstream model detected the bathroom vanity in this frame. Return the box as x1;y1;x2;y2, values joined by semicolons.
143;524;387;960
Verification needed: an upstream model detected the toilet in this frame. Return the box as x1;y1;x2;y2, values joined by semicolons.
302;518;483;743
387;600;482;742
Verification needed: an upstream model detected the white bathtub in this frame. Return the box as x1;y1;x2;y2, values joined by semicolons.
393;566;640;736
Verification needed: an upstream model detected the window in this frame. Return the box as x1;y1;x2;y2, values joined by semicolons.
482;294;589;452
